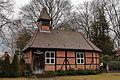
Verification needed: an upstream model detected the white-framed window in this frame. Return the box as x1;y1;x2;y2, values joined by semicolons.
45;51;55;64
76;52;84;64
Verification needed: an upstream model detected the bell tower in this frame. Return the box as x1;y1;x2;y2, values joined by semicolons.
37;8;52;32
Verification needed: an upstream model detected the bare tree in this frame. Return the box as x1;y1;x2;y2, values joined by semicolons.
0;0;17;54
104;0;120;48
19;0;72;32
74;0;110;39
73;1;95;39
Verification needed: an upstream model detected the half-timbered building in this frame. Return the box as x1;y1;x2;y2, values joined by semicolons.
23;8;102;74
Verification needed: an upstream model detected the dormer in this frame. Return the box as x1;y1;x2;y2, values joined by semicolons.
37;8;52;32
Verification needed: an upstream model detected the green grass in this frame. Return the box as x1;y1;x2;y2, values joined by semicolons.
0;73;120;80
56;73;120;80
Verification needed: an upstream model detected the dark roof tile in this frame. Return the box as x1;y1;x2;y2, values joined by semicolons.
23;29;102;52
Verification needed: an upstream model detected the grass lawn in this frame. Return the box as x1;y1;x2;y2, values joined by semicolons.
0;73;120;80
56;73;120;80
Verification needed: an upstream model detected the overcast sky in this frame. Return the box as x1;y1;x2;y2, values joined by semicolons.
0;0;92;53
14;0;91;12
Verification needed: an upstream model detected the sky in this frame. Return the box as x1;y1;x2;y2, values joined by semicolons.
0;0;92;53
14;0;91;12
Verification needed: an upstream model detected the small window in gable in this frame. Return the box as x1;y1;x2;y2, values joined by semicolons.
42;21;50;26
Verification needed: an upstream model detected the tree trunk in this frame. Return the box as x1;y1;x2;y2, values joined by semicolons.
106;63;109;72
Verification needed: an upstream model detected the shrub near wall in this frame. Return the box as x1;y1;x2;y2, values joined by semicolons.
0;54;20;78
24;64;33;77
44;71;55;77
11;54;20;77
45;69;97;77
109;61;120;71
0;60;5;77
0;55;11;77
76;69;96;75
56;69;66;76
66;68;76;75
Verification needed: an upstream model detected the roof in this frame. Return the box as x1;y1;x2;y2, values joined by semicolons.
38;8;52;21
23;29;102;52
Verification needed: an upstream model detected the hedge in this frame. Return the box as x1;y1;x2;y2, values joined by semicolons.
45;69;97;77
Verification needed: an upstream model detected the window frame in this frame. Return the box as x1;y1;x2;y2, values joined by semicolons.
45;51;55;64
76;52;84;64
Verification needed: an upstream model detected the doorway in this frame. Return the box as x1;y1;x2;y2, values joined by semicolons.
33;50;45;74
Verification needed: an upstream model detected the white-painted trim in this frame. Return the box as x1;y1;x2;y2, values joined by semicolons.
45;51;55;64
76;52;84;64
39;30;51;33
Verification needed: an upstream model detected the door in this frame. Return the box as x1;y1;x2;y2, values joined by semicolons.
33;50;45;74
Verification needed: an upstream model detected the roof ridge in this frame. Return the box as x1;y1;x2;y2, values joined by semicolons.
80;33;95;50
22;29;39;51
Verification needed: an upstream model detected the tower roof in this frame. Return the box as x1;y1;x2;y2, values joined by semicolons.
38;8;52;21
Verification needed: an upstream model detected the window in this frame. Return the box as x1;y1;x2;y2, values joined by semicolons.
76;52;84;64
42;21;50;26
45;51;55;64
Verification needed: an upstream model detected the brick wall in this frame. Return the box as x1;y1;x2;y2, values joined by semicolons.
35;50;100;71
45;65;55;71
85;52;100;70
24;50;32;64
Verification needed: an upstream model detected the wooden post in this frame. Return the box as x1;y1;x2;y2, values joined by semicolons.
84;52;86;69
75;51;77;68
65;51;67;71
55;51;57;71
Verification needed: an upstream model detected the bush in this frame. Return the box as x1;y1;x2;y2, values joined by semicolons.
25;70;33;77
109;61;120;71
20;58;25;64
95;69;100;74
0;60;5;77
45;71;55;77
44;69;96;77
0;55;11;78
86;69;96;74
4;55;11;77
66;68;76;75
24;64;33;77
56;69;66;76
76;69;96;75
11;54;20;77
76;69;87;75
